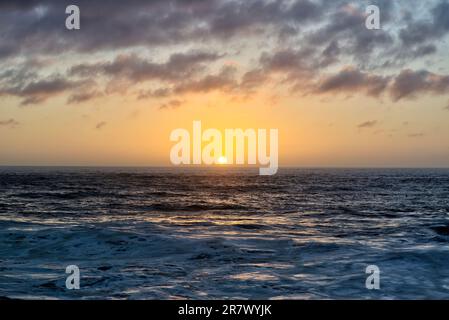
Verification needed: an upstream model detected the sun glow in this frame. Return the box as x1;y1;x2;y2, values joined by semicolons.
217;156;228;165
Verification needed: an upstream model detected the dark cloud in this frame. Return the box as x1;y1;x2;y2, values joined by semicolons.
307;1;394;65
1;0;449;106
303;67;449;101
138;88;172;100
260;48;316;73
390;69;449;101
0;0;325;59
320;41;341;67
70;51;221;83
0;50;222;105
399;0;449;47
67;90;103;104
399;20;435;47
357;120;378;129
207;0;322;39
0;74;90;105
0;0;431;69
257;48;319;92
69;51;228;103
173;66;238;94
412;44;437;58
240;69;268;91
315;68;389;97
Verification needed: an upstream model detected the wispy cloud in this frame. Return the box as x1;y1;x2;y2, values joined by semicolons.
70;51;222;82
67;90;103;104
357;120;378;129
159;99;184;110
0;118;19;128
408;132;425;138
0;72;92;105
95;121;107;130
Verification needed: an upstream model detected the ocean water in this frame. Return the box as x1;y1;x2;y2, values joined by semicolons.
0;167;449;300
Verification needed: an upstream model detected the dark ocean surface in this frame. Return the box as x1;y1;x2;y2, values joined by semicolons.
0;167;449;299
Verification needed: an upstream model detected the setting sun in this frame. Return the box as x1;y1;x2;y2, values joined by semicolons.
217;156;228;165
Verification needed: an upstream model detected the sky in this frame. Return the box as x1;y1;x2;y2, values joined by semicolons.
1;0;449;167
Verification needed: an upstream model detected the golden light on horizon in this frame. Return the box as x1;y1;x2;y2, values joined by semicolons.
217;156;228;165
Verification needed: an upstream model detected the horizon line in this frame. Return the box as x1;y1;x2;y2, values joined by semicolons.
0;165;448;170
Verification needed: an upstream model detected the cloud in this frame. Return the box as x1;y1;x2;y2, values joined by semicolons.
95;121;107;130
70;51;222;83
0;118;20;128
399;0;449;47
306;1;395;64
315;68;390;97
260;48;315;73
69;51;224;99
1;0;449;107
390;69;449;101
159;99;184;110
408;132;425;138
306;67;449;101
357;120;378;129
173;65;238;94
138;88;172;100
0;70;92;105
0;50;224;105
0;0;324;59
67;90;103;104
0;0;436;68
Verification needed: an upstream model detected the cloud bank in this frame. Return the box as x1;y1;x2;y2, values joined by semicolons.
1;0;449;107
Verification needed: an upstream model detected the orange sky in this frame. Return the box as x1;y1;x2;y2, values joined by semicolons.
1;1;449;167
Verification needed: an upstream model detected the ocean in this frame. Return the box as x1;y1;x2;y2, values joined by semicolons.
0;167;448;299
